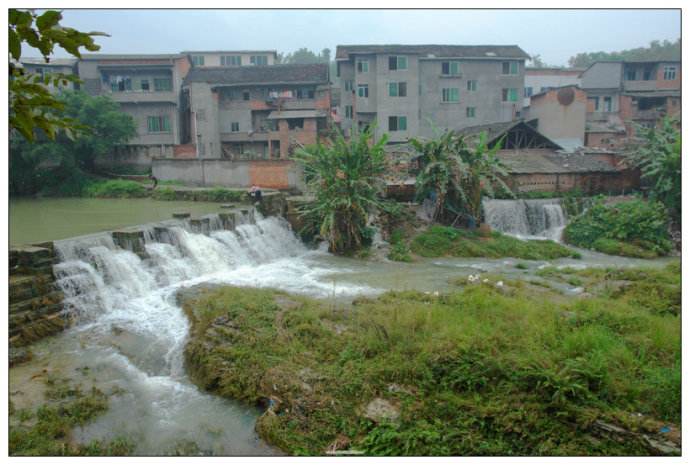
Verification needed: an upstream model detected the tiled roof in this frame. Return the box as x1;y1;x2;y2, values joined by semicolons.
497;149;618;174
336;44;530;60
184;63;329;86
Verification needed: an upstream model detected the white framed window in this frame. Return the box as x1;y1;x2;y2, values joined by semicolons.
466;107;476;118
357;84;369;98
388;55;408;71
442;88;459;102
191;55;205;66
388;116;407;131
663;66;677;80
502;61;518;75
222;55;242;66
356;60;369;73
467;80;478;92
147;115;171;133
388;82;407;97
231;122;240;132
441;61;461;76
250;55;268;66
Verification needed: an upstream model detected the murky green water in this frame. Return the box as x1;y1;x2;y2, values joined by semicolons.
9;198;234;246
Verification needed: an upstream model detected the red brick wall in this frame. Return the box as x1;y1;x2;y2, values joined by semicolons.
249;160;293;189
173;144;196;159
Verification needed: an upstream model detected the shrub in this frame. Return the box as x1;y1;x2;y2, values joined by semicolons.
83;179;147;198
564;199;671;257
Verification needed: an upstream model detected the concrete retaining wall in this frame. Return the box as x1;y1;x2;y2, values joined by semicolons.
152;158;305;191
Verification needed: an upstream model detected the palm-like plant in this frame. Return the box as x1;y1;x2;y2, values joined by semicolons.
293;126;389;254
628;117;680;221
411;130;512;223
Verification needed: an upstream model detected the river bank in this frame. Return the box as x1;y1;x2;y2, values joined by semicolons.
179;262;681;456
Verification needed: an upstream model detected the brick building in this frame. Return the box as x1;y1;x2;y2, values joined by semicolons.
182;63;331;160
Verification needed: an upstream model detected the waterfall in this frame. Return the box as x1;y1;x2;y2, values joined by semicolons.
48;211;370;454
482;198;567;241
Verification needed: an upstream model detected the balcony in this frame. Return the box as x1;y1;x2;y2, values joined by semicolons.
220;131;276;143
105;90;178;104
623;80;659;92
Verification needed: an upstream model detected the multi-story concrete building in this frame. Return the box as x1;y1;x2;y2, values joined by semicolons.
335;44;529;142
18;58;79;93
182;50;278;68
183;63;331;159
580;60;680;148
523;67;583;107
77;53;192;169
524;85;587;150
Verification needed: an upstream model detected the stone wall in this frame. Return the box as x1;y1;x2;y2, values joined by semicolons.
9;244;64;356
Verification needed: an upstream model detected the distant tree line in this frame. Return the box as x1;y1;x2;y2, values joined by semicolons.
277;47;331;64
567;39;680;68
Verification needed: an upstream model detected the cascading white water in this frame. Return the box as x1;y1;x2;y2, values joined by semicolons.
49;211;374;455
482;198;567;241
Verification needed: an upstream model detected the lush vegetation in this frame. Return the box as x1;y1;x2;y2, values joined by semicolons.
83;179;148;198
564;199;672;258
152;186;245;202
9;376;133;456
295;126;389;254
411;130;511;223
10;91;136;196
628;117;681;222
387;229;412;262
9;9;106;141
568;39;680;68
181;262;680;455
410;226;580;260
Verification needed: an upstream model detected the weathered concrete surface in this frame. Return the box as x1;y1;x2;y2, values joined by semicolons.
9;245;65;350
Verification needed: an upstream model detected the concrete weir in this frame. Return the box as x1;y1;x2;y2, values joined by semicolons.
8;205;265;352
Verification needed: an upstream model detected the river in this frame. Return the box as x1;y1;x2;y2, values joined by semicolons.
10;198;232;246
9;199;675;456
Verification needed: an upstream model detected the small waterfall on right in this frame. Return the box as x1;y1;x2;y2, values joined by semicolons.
483;198;567;241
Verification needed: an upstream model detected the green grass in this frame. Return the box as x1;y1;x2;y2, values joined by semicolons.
410;226;580;260
387;229;413;262
83;179;148;199
9;377;134;456
151;187;245;202
180;263;680;456
591;238;658;259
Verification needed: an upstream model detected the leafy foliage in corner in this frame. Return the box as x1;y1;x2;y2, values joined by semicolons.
627;117;681;221
10;91;136;196
568;39;680;68
411;130;512;223
564;198;672;257
294;126;389;254
9;9;108;141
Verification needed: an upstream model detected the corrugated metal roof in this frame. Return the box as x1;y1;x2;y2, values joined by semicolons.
336;44;530;60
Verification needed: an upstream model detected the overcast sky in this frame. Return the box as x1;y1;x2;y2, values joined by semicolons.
43;9;680;66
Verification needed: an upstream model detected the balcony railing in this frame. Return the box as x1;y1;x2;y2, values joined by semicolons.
105;89;177;104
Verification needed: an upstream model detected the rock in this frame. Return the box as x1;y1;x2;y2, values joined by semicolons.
364;398;400;423
387;383;414;396
172;212;191;219
9;347;32;367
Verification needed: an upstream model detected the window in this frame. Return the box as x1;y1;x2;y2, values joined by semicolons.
388;55;408;71
356;60;369;73
250;55;268;66
502;61;518;75
222;55;242;66
231;122;240;132
154;78;172;91
466;107;476;118
147;115;171;133
643;67;654;81
345;105;353;119
243;91;250;101
524;86;533;97
467;80;478;92
442;88;460;102
441;61;461;76
308;89;315;99
663;66;677;80
344;80;353;92
191;55;205;66
624;69;636;81
502;88;518;102
590;96;600;111
111;77;132;92
388;82;407;97
357;84;369;98
603;96;612;112
388;116;407;131
288;118;304;130
141;79;150;91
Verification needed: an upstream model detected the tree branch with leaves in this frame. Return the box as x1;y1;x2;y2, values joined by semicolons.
9;9;108;141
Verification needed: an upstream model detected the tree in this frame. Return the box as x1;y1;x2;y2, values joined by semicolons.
568;38;680;68
411;131;512;223
529;54;547;68
294;126;389;254
10;91;136;195
627;116;681;222
9;9;107;141
281;47;331;64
